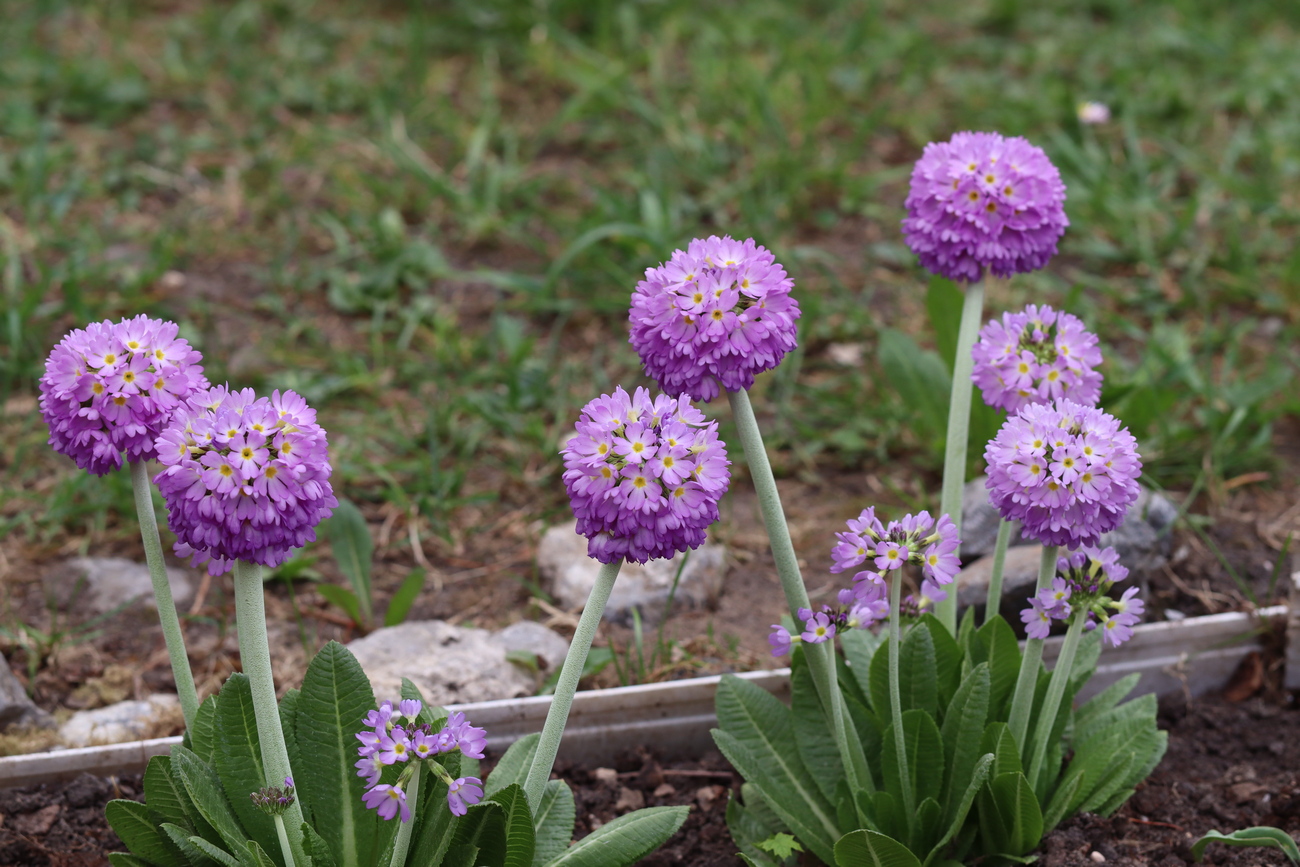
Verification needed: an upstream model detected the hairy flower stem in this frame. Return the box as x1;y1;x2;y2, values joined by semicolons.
388;763;420;867
982;519;1016;625
1026;611;1086;793
274;815;297;867
887;573;916;820
934;278;986;635
524;560;622;810
727;388;871;800
232;560;306;867
1006;545;1059;757
130;460;200;729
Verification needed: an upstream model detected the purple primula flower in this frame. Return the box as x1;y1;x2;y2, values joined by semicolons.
1099;614;1134;648
846;598;890;630
355;753;384;787
152;385;338;575
1021;598;1054;640
398;699;422;722
768;624;796;657
363;784;411;822
356;729;381;755
410;730;438;760
799;609;836;644
902;131;1069;283
1038;577;1073;619
561;386;730;564
628;236;801;402
39;316;209;476
972;305;1103;414
447;777;484;817
377;729;412;764
363;700;395;732
984;399;1141;548
1110;585;1144;620
453;721;487;760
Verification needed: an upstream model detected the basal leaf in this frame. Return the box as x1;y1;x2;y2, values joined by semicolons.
301;824;338;867
532;780;576;867
1073;673;1139;731
487;784;536;867
160;823;227;867
321;498;373;623
834;829;922;867
246;841;277;867
106;799;186;867
979;722;1021;779
191;695;219;766
940;663;990;824
107;855;151;867
485;732;541;797
407;764;458;867
316;585;363;626
881;709;945;817
385;568;427;627
279;688;302;811
1191;827;1300;863
172;745;255;865
213;673;281;864
547;806;687;867
843;692;883;790
978;772;1041;857
296;641;380;867
839;628;882;700
144;755;191;832
974;617;1021;717
913;798;943;854
451;802;505;865
791;653;844;803
924;753;993;867
900;626;938;717
917;615;960;710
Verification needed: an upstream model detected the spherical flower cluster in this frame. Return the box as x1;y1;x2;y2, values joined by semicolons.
356;699;486;821
628;235;800;402
561;386;730;564
1020;546;1143;647
985;399;1141;548
769;508;961;657
902;132;1069;283
250;777;295;816
152;386;337;575
972;304;1103;414
39;316;209;476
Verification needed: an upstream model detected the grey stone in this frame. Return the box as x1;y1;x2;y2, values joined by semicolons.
66;557;193;615
492;621;571;673
347;621;535;706
0;655;55;731
538;521;726;621
955;545;1046;617
59;694;181;746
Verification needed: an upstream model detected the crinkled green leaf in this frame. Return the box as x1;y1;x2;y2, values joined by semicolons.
487;783;535;867
532;779;575;867
213;673;280;864
881;708;944;814
940;662;989;825
485;732;540;797
978;772;1042;857
144;755;191;833
834;829;922;867
321;498;373;623
106;799;186;867
547;806;687;867
924;753;993;867
190;695;219;766
791;652;844;803
172;745;255;866
160;823;226;867
301;823;338;867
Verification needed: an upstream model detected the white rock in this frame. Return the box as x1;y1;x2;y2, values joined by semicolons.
67;557;193;615
60;694;180;746
537;521;725;620
493;621;571;672
347;621;535;706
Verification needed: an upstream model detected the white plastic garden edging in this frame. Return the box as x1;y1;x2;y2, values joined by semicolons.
1;599;1291;790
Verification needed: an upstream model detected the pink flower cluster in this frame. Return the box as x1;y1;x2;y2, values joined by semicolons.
629;235;800;402
356;699;486;821
152;386;338;575
561;386;730;564
39;316;209;475
972;304;1103;414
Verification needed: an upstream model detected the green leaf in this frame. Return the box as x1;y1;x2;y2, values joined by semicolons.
108;855;152;867
485;732;540;797
923;753;993;867
973;617;1021;717
547;806;688;866
442;843;480;867
213;673;281;864
940;663;990;825
144;755;191;832
979;722;1022;778
870;790;904;843
978;772;1042;857
532;780;575;867
727;789;790;867
407;763;459;867
486;784;536;867
878;329;951;442
106;799;186;867
451;802;505;864
790;652;844;803
321;498;373;623
900;625;938;717
917;615;961;710
296;641;380;867
839;628;882;700
758;833;804;859
539;647;613;696
913;798;942;853
881;709;945;814
172;745;255;865
1041;772;1084;835
925;276;964;373
169;747;222;849
278;688;303;822
246;841;277;867
834;829;922;867
190;695;219;765
385;568;427;627
161;823;230;867
1073;673;1139;731
1192;827;1300;862
317;584;364;626
301;824;338;867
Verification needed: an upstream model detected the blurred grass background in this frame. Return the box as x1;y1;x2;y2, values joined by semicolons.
2;0;1299;553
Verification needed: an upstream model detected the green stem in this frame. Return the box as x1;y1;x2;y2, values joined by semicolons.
727;388;871;798
934;279;985;635
274;815;297;867
129;460;199;729
886;573;915;819
232;560;306;867
388;763;421;867
1006;545;1059;757
982;519;1016;625
1026;610;1086;792
523;559;622;809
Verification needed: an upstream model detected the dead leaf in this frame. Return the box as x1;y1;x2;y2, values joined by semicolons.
1222;651;1264;702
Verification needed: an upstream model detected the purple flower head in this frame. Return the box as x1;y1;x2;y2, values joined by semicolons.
768;624;796;657
798;609;836;644
152;385;338;575
39;316;210;476
447;777;484;817
363;783;411;822
561;386;730;564
972;305;1103;414
984;399;1141;548
902;132;1069;283
831;508;961;589
629;236;801;402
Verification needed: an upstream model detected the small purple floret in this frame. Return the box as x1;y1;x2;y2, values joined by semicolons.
902;132;1069;283
972;304;1103;413
561;386;730;564
447;777;483;817
152;386;338;575
39;316;210;476
629;236;801;402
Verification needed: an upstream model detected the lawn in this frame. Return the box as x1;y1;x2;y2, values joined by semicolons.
2;0;1298;692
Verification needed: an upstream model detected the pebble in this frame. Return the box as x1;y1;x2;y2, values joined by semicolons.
59;694;181;746
1090;851;1106;863
61;557;193;615
0;654;55;732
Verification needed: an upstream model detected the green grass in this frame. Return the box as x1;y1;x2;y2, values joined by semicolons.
3;0;1299;550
